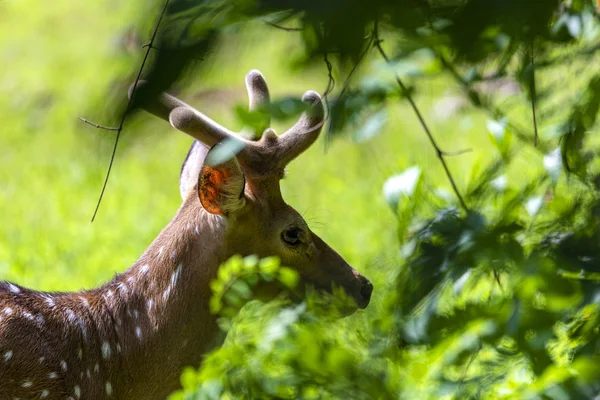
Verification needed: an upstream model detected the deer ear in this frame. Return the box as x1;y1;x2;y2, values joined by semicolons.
180;141;209;201
198;145;246;216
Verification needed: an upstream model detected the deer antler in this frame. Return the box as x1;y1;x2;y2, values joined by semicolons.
129;70;325;178
128;81;239;148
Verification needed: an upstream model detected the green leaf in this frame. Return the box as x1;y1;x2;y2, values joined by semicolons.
259;256;280;274
204;138;246;166
544;148;562;184
278;267;299;289
268;97;309;120
179;366;198;390
229;279;252;300
525;196;543;217
487;118;512;158
242;254;259;269
234;105;270;136
353;109;387;143
382;166;421;210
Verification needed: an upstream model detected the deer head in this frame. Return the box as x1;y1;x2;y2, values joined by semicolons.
131;70;373;309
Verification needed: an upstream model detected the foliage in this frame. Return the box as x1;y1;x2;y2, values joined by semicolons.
4;0;600;399
172;150;600;398
138;0;600;399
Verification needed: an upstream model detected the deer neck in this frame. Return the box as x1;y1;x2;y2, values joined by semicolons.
95;197;228;397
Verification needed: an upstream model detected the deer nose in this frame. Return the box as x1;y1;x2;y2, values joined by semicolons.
359;279;373;308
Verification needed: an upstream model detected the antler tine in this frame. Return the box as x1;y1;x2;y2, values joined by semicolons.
169;107;240;148
128;81;239;148
275;90;325;167
245;70;271;139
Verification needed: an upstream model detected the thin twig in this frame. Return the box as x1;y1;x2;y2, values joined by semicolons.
142;42;160;50
437;53;549;153
322;52;335;126
441;148;472;157
81;0;171;222
458;343;482;392
373;22;468;212
530;42;539;148
263;20;303;31
324;35;374;151
492;268;503;291
323;53;335;99
337;34;375;99
77;117;119;131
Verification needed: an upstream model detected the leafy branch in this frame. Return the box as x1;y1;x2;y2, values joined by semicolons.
373;21;468;212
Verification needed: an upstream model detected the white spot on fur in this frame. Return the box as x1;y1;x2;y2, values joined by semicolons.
39;357;45;363
3;350;13;361
162;286;171;301
170;250;176;259
48;372;58;379
65;309;76;323
86;369;91;379
36;314;45;325
195;225;199;235
139;264;149;275
78;348;82;360
157;246;164;256
136;326;142;340
65;309;87;339
94;363;99;373
44;295;55;308
74;385;81;398
116;343;122;353
61;360;68;371
102;342;111;359
22;380;32;388
79;296;89;308
147;299;153;310
23;311;34;320
3;307;12;316
40;390;50;399
171;264;182;286
8;283;20;294
105;381;113;396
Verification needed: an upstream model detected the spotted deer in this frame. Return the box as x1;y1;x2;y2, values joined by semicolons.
0;70;373;399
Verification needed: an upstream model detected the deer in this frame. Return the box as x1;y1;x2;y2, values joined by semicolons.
0;70;373;399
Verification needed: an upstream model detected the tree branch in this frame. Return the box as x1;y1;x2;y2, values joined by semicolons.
530;42;539;148
77;117;119;131
263;20;303;31
80;0;171;222
373;22;468;212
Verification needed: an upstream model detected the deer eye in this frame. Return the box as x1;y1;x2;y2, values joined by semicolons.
282;227;302;246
